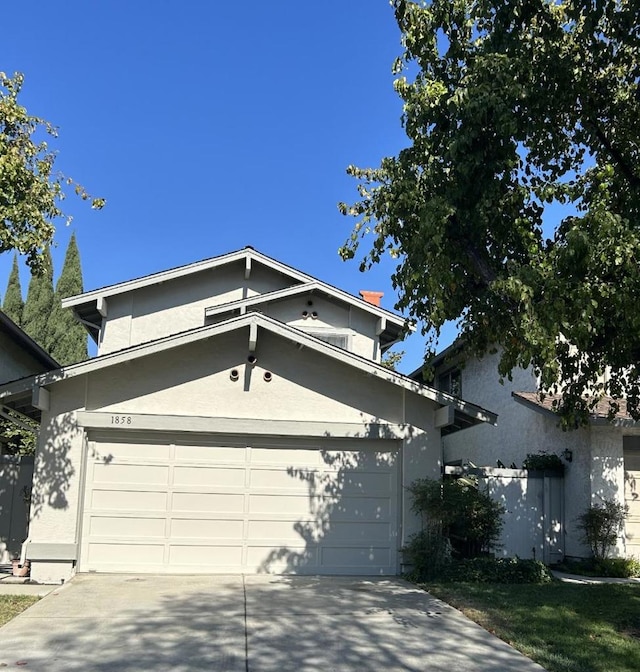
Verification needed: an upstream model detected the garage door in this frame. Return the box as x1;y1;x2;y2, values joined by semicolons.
624;447;640;559
80;433;400;575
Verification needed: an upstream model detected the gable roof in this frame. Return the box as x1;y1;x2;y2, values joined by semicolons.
0;313;496;432
61;246;405;344
513;391;635;426
0;310;59;371
204;281;407;349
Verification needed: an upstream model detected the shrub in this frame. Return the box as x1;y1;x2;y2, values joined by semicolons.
440;557;553;584
402;477;506;580
593;557;640;578
577;499;628;560
522;451;564;471
406;477;505;560
402;529;452;581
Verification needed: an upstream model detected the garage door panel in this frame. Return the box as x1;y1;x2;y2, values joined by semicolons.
249;468;314;490
92;463;169;485
249;493;311;515
94;442;172;461
338;472;392;494
170;518;243;540
87;542;164;565
172;492;245;512
169;545;243;566
247;520;317;543
331;497;391;520
246;545;316;572
250;447;320;465
89;516;166;538
322;522;391;543
175;444;245;463
81;436;399;575
320;546;391;568
91;489;168;511
322;450;395;469
173;465;245;487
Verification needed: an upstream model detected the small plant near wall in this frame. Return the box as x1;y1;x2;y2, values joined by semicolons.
577;498;628;561
522;451;564;472
402;477;505;580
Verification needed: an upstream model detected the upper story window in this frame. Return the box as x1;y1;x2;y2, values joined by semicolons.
438;367;461;397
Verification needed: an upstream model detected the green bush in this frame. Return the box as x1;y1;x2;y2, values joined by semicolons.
402;529;452;581
522;451;564;471
593;557;640;578
577;499;628;560
440;557;553;584
406;477;505;559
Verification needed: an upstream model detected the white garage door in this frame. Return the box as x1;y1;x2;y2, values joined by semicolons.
624;447;640;559
80;433;400;575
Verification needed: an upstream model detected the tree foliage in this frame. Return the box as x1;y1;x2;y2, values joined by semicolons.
340;0;640;426
47;233;87;364
3;254;24;325
0;72;105;273
22;246;53;348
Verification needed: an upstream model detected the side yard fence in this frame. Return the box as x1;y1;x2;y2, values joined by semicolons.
445;465;564;564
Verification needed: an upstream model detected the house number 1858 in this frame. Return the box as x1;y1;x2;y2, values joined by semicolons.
111;415;132;425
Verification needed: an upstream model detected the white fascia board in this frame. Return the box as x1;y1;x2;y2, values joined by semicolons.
0;312;496;427
61;248;313;309
204;281;406;329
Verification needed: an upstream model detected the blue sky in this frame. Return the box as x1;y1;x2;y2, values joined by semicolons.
1;0;457;370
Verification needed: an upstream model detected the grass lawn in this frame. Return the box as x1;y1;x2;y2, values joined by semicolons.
0;595;39;628
423;582;640;672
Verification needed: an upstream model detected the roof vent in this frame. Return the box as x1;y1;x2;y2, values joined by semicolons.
359;290;384;307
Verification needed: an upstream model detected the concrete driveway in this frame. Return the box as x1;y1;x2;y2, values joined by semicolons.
0;574;545;671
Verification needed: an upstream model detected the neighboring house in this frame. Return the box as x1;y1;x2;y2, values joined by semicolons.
0;248;496;583
0;310;59;564
412;343;640;561
0;310;59;389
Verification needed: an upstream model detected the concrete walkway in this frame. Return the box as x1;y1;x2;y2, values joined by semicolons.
0;574;546;671
551;570;640;585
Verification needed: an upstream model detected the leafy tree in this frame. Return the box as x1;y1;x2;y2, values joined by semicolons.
0;411;37;456
3;254;24;325
0;72;105;273
381;349;405;371
340;0;640;426
47;233;87;364
22;246;53;348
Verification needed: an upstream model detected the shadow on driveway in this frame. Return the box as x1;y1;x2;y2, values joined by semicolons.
0;574;546;671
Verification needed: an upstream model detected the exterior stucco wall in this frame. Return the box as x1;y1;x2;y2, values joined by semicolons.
87;331;408;424
98;264;299;355
27;376;86;580
590;426;629;557
401;393;441;544
0;332;49;383
280;297;377;360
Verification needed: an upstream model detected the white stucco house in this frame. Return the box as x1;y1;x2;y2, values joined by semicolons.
0;248;496;583
413;343;640;561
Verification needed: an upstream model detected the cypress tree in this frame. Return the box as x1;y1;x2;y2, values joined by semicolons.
22;246;54;350
3;255;24;325
47;233;87;364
